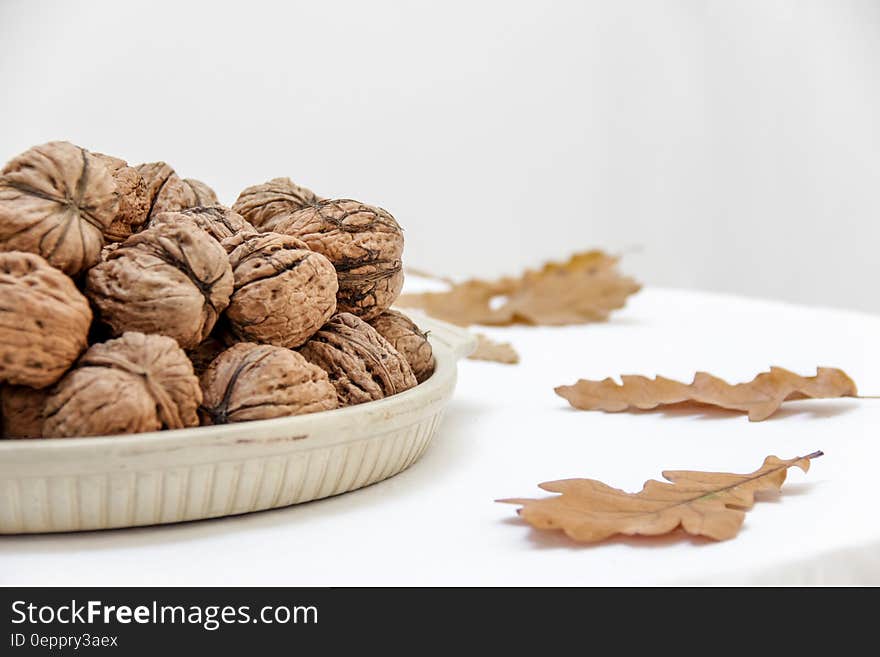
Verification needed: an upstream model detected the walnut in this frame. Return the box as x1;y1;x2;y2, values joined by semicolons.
0;385;49;439
182;178;218;206
43;332;202;438
0;252;92;388
199;342;337;424
300;312;416;406
224;232;338;348
232;177;320;229
91;153;149;242
86;221;233;349
269;199;403;320
370;310;434;383
0;141;118;275
151;206;257;251
136;162;217;221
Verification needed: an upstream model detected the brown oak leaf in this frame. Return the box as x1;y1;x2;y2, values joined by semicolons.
399;251;640;326
468;334;520;364
499;451;821;543
555;367;857;421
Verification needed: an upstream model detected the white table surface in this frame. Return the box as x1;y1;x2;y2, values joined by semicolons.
3;285;879;586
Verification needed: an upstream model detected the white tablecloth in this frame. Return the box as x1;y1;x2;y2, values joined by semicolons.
3;287;879;585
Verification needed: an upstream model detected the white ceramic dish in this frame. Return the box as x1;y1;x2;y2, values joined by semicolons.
0;314;475;534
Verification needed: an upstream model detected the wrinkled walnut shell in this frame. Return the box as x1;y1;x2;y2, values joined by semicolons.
1;385;49;439
232;177;320;229
199;342;337;424
136;162;217;221
91;152;149;242
0;141;118;275
43;332;202;438
370;310;434;383
86;221;233;349
225;232;338;348
299;312;416;406
182;178;218;206
151;206;257;251
270;199;403;320
0;252;92;388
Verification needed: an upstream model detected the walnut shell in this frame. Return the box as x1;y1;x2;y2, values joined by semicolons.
91;153;149;242
151;206;257;251
182;178;218;206
136;162;217;221
43;332;202;438
86;221;234;349
0;141;118;275
199;342;337;424
0;385;49;439
225;232;338;348
0;252;92;388
269;199;403;320
299;312;416;406
370;310;434;384
232;177;320;229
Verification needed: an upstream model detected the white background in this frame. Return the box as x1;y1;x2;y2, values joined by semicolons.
1;0;878;312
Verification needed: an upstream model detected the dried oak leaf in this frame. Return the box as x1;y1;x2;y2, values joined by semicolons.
398;251;640;326
136;162;217;221
91;152;149;242
0;141;118;275
499;451;821;543
370;309;434;383
0;251;92;388
0;385;50;439
269;199;404;321
224;232;338;348
469;333;519;365
151;206;258;250
556;366;857;422
300;313;417;406
232;177;321;229
43;332;202;438
86;221;234;349
199;342;337;424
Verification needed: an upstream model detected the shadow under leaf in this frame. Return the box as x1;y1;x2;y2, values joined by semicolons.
559;399;859;422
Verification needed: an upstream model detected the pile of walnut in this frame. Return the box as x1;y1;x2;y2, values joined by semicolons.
0;141;434;439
